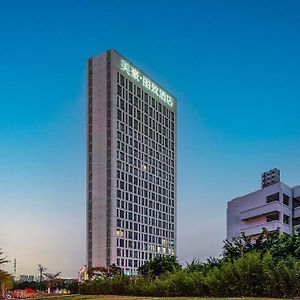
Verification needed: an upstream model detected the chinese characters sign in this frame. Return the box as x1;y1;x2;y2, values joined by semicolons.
120;59;174;107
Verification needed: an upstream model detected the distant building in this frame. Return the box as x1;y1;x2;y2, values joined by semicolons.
261;168;280;188
19;275;35;283
227;169;300;240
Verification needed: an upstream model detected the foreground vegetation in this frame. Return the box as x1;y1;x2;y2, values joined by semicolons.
0;249;13;296
35;296;284;300
80;230;300;298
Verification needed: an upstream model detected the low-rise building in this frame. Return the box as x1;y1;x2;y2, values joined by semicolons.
227;168;300;240
19;275;35;283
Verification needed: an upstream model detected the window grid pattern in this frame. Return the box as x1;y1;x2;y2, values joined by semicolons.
115;72;176;274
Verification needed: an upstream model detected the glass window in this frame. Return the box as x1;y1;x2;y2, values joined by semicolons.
283;214;290;225
266;192;280;203
283;194;290;206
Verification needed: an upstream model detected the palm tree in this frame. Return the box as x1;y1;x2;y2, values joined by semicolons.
0;249;11;297
0;249;8;267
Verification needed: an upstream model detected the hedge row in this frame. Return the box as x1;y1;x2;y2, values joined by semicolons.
80;252;300;298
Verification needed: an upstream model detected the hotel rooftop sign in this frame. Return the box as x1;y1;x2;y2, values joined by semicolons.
120;59;174;108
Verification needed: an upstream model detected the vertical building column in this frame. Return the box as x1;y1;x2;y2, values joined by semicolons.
106;51;112;267
87;58;93;268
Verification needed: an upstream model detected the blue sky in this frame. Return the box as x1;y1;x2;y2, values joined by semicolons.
0;0;300;277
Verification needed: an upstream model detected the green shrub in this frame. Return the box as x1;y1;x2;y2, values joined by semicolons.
79;231;300;298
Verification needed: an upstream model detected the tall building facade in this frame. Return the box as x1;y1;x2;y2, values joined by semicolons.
227;169;300;240
87;49;177;275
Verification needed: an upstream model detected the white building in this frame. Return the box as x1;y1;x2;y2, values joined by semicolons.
87;49;177;275
227;169;300;240
19;275;35;283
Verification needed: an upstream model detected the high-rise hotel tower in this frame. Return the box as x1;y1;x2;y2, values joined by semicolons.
87;49;176;275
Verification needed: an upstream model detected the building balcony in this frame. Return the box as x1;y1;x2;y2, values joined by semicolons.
241;221;280;236
241;220;291;237
240;202;281;221
294;206;300;219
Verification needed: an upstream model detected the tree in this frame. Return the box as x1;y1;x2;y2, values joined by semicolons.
222;229;300;262
107;264;122;277
13;280;46;291
87;266;107;280
43;272;61;293
0;250;8;267
64;280;79;294
186;257;221;273
222;228;273;261
0;249;12;297
37;264;47;291
87;264;122;280
138;255;181;277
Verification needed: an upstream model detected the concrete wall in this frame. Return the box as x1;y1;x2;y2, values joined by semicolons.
227;182;293;240
294;186;300;198
90;52;108;267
